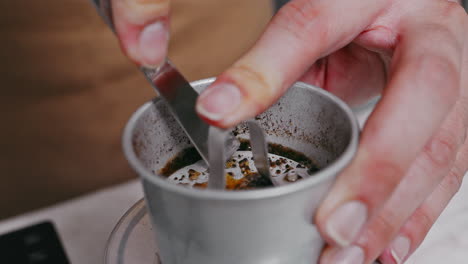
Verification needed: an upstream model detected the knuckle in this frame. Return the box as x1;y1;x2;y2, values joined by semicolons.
417;56;457;84
410;207;434;237
273;0;326;41
357;213;399;259
423;135;458;169
447;171;463;194
364;158;405;189
441;169;463;195
370;214;397;241
415;55;460;103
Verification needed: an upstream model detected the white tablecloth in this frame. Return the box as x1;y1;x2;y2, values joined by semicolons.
1;105;467;264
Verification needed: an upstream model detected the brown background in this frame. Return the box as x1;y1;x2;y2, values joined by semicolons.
0;0;273;219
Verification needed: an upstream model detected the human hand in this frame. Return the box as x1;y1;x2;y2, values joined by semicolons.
195;0;468;263
109;0;169;68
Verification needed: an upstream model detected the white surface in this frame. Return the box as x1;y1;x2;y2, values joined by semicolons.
0;106;467;263
0;181;144;264
408;178;468;264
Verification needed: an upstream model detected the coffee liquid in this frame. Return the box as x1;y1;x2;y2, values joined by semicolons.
159;140;320;190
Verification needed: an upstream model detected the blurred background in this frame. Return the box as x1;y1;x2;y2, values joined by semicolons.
0;0;291;220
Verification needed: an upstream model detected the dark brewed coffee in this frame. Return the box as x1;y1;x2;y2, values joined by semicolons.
159;140;320;190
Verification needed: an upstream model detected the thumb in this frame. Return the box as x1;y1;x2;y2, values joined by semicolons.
111;0;170;68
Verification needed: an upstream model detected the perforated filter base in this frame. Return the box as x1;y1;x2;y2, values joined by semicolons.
166;151;312;188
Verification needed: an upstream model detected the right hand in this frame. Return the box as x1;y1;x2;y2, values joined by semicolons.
111;0;170;68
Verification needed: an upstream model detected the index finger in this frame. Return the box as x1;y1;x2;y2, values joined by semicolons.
196;0;385;128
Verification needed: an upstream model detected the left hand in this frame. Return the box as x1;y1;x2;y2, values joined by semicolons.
195;0;468;263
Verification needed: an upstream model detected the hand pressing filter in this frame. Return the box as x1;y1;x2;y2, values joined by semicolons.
194;0;468;263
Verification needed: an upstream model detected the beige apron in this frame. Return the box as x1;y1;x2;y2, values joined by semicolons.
0;0;273;219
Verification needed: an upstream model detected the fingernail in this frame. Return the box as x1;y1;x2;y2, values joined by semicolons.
390;236;410;264
325;246;365;264
326;201;368;246
196;84;242;121
139;21;168;68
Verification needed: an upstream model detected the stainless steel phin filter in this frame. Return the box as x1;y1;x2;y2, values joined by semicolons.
123;78;359;264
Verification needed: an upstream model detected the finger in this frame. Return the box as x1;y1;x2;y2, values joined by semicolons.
380;137;468;264
112;0;170;67
299;44;387;107
316;2;466;247
381;12;468;264
196;0;386;128
355;93;468;263
319;91;468;263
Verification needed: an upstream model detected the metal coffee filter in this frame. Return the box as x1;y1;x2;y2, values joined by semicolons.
123;78;359;264
130;80;352;190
